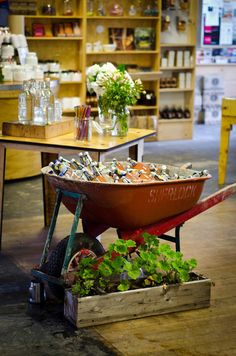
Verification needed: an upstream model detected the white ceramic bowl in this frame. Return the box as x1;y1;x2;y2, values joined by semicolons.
103;44;116;52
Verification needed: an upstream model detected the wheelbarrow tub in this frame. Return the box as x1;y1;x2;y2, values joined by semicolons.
42;164;211;230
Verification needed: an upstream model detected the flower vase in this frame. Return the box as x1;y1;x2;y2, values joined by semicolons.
97;97;113;135
111;107;129;137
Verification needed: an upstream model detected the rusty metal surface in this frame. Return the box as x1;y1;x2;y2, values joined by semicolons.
42;164;211;229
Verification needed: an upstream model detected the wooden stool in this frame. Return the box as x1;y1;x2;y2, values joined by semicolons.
218;98;236;185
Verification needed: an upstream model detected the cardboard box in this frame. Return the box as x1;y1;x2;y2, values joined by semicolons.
203;90;225;108
184;50;191;67
167;50;175;67
185;72;192;89
203;74;225;91
176;50;183;67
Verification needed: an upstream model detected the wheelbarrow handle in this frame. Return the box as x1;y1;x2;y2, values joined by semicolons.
120;183;236;241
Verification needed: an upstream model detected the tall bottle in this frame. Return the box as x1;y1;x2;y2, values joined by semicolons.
18;81;33;124
41;79;55;124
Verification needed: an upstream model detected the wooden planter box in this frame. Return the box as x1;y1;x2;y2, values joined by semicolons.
64;274;211;328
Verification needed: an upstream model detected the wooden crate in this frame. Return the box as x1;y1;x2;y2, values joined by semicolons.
2;117;74;139
64;275;211;328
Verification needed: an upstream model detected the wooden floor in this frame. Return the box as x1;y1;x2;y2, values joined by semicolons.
2;196;236;356
1;124;236;355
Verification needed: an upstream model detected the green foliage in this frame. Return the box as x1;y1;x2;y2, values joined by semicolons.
71;234;198;298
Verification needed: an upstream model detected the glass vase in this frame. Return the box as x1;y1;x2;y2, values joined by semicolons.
97;96;113;135
110;107;129;137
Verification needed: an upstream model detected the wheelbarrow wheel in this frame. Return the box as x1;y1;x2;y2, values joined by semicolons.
43;233;105;300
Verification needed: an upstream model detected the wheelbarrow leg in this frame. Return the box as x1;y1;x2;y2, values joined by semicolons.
39;189;63;268
61;194;85;275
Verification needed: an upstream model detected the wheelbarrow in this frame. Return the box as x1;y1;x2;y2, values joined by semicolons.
31;163;236;300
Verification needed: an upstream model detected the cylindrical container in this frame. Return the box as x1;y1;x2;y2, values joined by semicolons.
13;65;26;81
74;117;92;141
28;280;45;304
2;64;13;81
25;52;38;66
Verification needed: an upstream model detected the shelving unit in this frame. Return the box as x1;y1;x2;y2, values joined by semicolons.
16;0;197;141
158;1;198;140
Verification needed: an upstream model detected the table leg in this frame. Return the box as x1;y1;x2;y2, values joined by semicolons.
0;145;6;250
218;121;231;185
128;140;144;161
41;152;58;226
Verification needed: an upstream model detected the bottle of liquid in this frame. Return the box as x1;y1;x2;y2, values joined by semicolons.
127;157;150;173
41;79;55;124
87;0;94;16
18;81;33;124
63;0;74;15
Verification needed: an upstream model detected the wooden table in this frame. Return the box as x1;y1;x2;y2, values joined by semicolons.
0;128;155;249
218;98;236;185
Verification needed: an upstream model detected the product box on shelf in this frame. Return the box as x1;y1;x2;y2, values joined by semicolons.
203;74;225;91
176;50;183;67
167;50;175;67
184;50;191;67
203;90;225;108
185;72;192;89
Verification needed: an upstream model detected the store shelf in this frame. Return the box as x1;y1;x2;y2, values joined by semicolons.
90;105;158;113
26;36;83;40
160;66;194;71
159;118;192;123
60;81;82;84
86;16;160;20
87;50;159;55
160;43;195;47
129;71;162;80
24;15;83;19
159;88;194;92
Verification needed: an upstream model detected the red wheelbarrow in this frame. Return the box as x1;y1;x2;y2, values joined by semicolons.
31;163;236;300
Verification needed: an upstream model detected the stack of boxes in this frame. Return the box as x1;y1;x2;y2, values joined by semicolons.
203;74;225;125
194;75;203;123
194;74;225;125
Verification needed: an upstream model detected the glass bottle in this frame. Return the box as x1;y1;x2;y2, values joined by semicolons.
63;0;74;15
97;0;106;16
42;79;55;124
31;80;45;125
87;0;94;16
18;81;33;124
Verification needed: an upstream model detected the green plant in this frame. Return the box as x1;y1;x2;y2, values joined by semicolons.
71;233;197;298
86;62;143;135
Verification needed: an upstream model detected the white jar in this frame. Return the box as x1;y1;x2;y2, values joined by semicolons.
1;43;14;60
49;61;60;72
72;71;82;82
13;66;26;82
25;52;38;66
2;64;13;81
60;71;71;82
35;65;44;80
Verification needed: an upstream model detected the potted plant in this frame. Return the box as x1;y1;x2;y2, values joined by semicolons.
64;233;211;328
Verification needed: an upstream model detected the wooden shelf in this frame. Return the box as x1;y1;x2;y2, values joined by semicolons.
26;36;83;40
24;15;83;19
90;105;158;113
129;71;162;81
159;88;194;92
87;50;159;55
86;16;160;20
60;81;82;84
158;118;192;123
160;66;194;71
160;43;195;47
